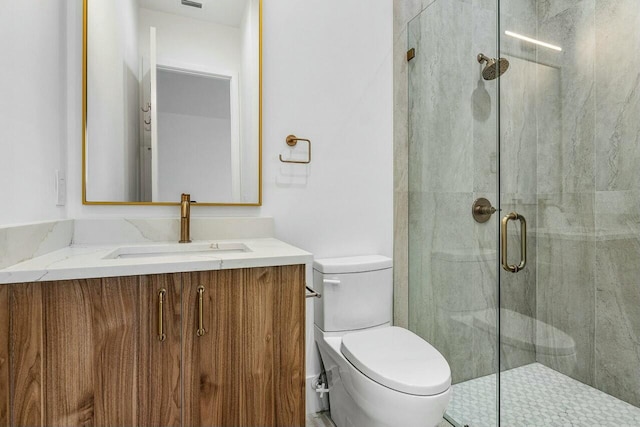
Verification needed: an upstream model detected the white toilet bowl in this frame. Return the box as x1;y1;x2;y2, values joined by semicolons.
313;256;451;427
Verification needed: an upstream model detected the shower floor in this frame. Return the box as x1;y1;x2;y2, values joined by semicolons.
446;363;640;427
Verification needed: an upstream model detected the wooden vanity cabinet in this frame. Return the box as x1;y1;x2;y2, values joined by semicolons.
3;265;305;427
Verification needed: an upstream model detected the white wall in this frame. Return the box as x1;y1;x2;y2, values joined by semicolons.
0;0;68;226
72;0;393;414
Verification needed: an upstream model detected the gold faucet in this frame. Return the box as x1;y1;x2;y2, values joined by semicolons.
179;193;191;243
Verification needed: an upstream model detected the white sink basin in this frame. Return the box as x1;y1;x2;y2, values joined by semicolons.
103;242;251;259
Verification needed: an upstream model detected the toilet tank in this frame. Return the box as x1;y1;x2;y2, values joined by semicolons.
313;255;393;332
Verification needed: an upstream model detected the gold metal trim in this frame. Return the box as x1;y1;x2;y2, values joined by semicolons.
179;193;192;243
158;288;166;342
82;0;263;206
407;48;416;62
472;197;497;223
196;285;206;337
279;135;311;164
501;212;527;273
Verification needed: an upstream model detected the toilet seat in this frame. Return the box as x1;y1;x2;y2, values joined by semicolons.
340;326;451;396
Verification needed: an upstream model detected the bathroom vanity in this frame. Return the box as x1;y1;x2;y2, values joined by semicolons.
0;231;310;427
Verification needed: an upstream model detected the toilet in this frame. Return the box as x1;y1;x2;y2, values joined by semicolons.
313;255;451;427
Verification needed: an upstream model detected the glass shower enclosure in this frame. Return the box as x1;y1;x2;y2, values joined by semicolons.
407;1;640;425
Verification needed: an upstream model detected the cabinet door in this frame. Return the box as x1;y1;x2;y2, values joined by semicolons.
183;269;244;427
183;266;305;427
9;278;140;426
139;274;182;427
243;265;305;427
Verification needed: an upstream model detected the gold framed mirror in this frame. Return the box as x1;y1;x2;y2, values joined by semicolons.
82;0;262;206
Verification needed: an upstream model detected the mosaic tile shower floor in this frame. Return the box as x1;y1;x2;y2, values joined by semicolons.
446;363;640;427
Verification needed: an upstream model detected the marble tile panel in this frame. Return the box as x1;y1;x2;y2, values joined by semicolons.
408;190;437;342
500;0;538;60
537;192;595;234
393;0;423;37
594;0;640;192
537;0;591;21
394;24;409;195
536;229;596;385
595;190;640;237
407;0;474;193
471;2;497;195
534;63;563;193
499;55;538;195
537;2;596;193
594;238;640;406
0;219;73;269
393;190;409;327
594;188;640;405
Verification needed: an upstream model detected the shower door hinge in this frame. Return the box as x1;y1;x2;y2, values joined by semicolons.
406;48;415;62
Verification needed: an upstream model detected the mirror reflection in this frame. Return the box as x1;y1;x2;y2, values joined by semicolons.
85;0;261;205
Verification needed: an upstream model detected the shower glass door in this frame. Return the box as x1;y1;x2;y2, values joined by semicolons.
498;1;640;425
407;1;501;425
409;0;640;426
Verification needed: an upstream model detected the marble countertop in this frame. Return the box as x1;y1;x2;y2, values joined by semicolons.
0;238;312;285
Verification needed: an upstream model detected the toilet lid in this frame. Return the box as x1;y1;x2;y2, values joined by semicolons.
341;327;451;396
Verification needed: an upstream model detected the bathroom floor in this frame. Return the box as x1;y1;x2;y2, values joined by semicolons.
306;412;335;427
447;363;640;426
305;411;453;427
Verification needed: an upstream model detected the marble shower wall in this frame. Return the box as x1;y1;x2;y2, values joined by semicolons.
531;0;640;407
396;0;640;407
592;0;640;407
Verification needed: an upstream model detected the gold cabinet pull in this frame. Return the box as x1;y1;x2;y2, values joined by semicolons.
501;212;527;273
196;285;206;337
158;288;167;342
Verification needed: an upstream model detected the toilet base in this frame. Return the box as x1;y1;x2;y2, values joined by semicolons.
315;327;450;427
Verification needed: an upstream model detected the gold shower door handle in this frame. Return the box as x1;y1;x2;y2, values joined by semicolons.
158;288;167;342
196;285;206;337
501;212;527;273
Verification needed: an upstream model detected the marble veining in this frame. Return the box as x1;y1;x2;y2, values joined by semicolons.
0;219;73;269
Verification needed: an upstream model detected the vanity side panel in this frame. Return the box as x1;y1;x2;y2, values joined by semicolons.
0;286;8;427
242;266;277;426
182;270;243;427
138;274;182;427
275;265;306;426
10;283;44;427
